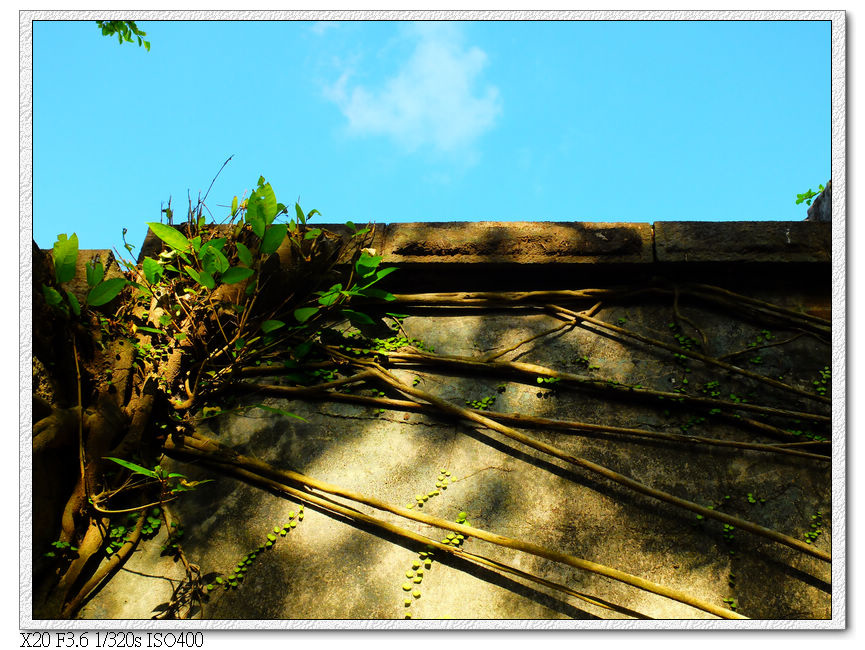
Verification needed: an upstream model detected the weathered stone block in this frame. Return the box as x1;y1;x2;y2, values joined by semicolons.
654;221;831;263
382;222;654;265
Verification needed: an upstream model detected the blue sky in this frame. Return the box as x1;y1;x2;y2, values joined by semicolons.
31;19;831;256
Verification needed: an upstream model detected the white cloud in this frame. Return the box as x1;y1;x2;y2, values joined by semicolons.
323;23;501;154
309;21;337;36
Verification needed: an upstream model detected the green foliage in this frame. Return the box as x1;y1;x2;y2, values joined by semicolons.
795;183;825;207
204;506;305;593
87;277;128;306
813;365;830;396
96;21;150;51
294;307;319;323
52;234;79;284
221;266;255;284
260;223;287;255
44;540;79;561
45;173;399;563
465;394;496;410
104;457;159;478
43;234;129;316
142;257;163;285
147;222;192;254
86;258;105;287
804;510;825;544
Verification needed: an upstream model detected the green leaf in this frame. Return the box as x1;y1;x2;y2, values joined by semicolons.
246;208;266;239
42;284;63;307
136;326;162;335
341;309;375;326
65;291;81;316
259;183;278;225
294;306;319;323
208;237;228;251
247;182;278;229
184;266;215;290
85;259;105;288
53;233;79;284
221;266;255;284
303;228;322;240
355;251;383;278
103;457;158;478
355;286;395;301
87;278;128;307
317;283;343;306
260;224;287;255
295;203;306;225
366;266;398;285
261;319;286;333
201;246;230;275
235;242;253;267
147;223;191;253
231;195;239;216
142;257;164;285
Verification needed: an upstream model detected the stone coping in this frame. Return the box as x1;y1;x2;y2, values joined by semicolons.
117;220;831;267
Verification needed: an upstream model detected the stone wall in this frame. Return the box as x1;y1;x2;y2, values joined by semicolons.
48;221;833;622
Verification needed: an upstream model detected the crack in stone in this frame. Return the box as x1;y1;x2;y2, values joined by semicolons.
317;409;446;428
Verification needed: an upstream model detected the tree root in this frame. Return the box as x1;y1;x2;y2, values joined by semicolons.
381;349;830;423
164;433;747;619
238;381;828;461
361;363;830;563
60;511;145;619
547;304;829;407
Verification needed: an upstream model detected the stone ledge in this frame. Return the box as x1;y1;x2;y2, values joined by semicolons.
381;222;653;265
122;220;832;269
653;221;831;263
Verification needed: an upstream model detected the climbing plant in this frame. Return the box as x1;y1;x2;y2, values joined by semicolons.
32;175;396;619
